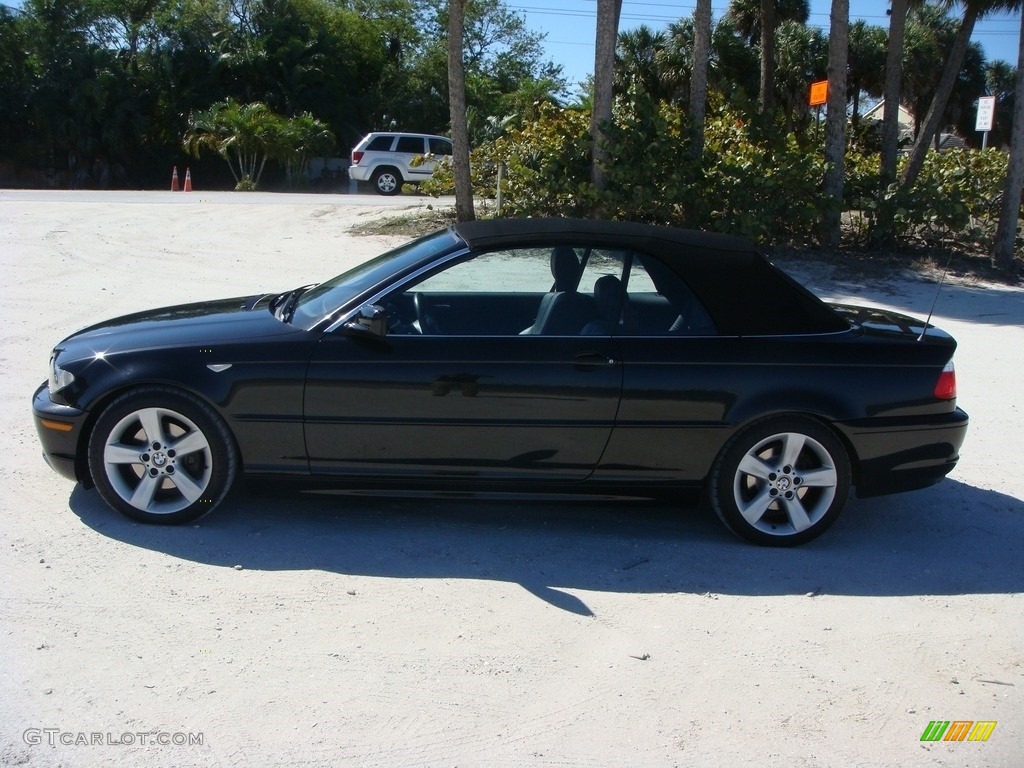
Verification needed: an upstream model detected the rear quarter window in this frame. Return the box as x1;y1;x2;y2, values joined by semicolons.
366;135;394;151
429;138;453;155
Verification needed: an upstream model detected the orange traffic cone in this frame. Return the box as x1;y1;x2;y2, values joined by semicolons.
183;167;193;192
171;166;179;191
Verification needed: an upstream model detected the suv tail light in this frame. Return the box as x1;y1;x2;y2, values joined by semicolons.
352;150;364;165
934;360;957;400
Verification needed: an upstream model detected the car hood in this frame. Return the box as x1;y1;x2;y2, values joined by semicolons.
56;295;300;359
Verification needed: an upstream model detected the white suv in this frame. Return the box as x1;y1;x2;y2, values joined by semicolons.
348;132;453;195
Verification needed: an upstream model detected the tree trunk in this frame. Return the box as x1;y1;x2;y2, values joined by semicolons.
689;0;712;164
447;0;475;222
591;0;622;194
758;0;776;113
993;11;1024;270
821;0;849;248
900;5;979;191
879;0;908;188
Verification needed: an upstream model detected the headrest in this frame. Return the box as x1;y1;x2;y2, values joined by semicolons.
550;247;581;292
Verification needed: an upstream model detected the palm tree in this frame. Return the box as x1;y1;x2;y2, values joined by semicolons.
690;0;713;162
822;0;849;248
847;20;887;131
183;99;280;189
774;20;828;135
616;26;669;99
900;0;1020;190
448;0;474;222
279;112;334;188
985;60;1018;147
880;0;910;187
726;0;809;113
592;0;623;193
993;11;1023;269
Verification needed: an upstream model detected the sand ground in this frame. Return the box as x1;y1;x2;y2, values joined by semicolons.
1;190;1021;767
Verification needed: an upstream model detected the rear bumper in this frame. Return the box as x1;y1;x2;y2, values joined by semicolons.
839;408;969;497
32;382;89;484
348;166;372;182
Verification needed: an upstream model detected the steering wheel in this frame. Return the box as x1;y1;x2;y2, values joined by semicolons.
413;292;441;335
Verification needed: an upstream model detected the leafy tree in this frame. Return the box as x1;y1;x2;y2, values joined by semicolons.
0;7;37;162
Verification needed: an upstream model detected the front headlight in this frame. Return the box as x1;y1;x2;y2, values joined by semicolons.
48;350;75;395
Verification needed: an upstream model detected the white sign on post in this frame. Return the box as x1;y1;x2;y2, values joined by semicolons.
976;96;996;132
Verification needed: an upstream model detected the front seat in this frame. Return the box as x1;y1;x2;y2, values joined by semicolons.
521;247;598;335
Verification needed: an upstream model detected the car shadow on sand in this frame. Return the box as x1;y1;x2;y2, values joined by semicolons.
69;476;1023;613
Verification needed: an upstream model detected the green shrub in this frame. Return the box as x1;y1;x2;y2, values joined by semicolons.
867;149;1009;251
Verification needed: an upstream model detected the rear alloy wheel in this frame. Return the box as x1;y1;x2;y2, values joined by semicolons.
710;416;851;546
371;167;401;196
88;387;237;524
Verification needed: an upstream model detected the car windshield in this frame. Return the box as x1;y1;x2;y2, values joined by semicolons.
289;228;462;329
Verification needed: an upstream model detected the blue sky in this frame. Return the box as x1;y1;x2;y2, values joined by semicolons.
515;0;1023;91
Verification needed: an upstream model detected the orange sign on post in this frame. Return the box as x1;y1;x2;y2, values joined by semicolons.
809;80;828;107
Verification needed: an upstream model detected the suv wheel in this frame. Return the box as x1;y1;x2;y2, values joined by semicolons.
372;167;401;196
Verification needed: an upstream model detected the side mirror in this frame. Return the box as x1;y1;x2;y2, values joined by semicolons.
343;304;388;337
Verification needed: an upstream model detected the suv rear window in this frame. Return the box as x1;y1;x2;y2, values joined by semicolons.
395;136;425;153
366;135;394;151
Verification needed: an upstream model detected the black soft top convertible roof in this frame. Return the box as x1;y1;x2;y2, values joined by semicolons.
455;218;849;336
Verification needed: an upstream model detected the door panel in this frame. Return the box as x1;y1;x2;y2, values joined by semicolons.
304;335;621;480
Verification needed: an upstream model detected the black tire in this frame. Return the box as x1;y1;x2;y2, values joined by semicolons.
87;387;237;524
710;415;851;546
371;167;402;196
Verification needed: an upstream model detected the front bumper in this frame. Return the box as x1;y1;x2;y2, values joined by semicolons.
839;407;969;497
32;382;89;484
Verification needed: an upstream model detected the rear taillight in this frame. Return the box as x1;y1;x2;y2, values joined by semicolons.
352;150;364;164
934;360;957;400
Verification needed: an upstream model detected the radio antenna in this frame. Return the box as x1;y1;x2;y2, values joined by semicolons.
917;251;955;342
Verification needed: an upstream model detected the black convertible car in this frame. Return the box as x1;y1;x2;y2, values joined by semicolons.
33;218;968;545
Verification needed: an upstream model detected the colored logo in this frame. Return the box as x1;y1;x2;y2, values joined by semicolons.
920;721;997;742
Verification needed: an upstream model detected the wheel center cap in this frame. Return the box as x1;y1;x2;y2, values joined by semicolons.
152;452;167;467
777;476;792;491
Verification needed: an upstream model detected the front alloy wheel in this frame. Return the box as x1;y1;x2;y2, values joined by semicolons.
710;416;851;546
88;387;237;524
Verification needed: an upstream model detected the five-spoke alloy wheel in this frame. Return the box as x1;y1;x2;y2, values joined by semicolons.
88;387;237;524
710;416;851;546
371;167;401;196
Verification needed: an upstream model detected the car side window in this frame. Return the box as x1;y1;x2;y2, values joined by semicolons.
429;138;453;156
620;254;717;336
382;246;631;337
366;135;394;151
395;136;425;153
